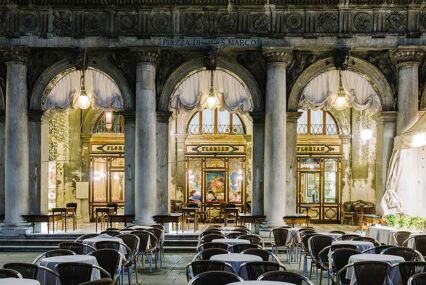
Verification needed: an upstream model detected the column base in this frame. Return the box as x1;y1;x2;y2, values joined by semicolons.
0;223;30;237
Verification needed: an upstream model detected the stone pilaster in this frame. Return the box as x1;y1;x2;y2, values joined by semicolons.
391;47;425;135
262;47;293;226
134;50;158;225
1;46;30;234
157;111;172;214
374;111;397;215
28;111;43;215
249;111;265;216
122;111;135;216
0;111;4;216
286;111;302;215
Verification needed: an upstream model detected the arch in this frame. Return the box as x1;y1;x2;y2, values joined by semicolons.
159;56;263;112
30;55;134;111
288;57;395;112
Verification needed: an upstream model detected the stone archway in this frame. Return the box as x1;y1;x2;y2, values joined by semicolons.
288;56;395;112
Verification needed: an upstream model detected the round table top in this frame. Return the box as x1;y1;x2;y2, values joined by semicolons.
40;254;97;264
212;239;250;245
83;234;123;243
228;281;294;285
349;253;405;263
210;253;263;263
0;279;40;285
332;240;374;247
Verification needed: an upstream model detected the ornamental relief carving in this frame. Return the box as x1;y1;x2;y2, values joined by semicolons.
421;13;426;31
150;12;171;33
352;12;372;33
84;12;107;35
384;11;406;33
52;11;72;36
285;12;304;32
317;12;338;33
217;13;237;33
182;12;205;35
0;9;13;36
19;12;39;33
116;12;138;33
250;13;270;34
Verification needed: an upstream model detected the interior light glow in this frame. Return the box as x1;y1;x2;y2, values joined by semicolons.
411;133;426;148
105;111;113;130
361;128;373;141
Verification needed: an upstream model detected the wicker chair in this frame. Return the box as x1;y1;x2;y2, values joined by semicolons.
33;249;76;264
145;227;165;266
100;230;121;236
352;236;380;247
362;245;395;254
58;242;94;255
194;248;230;261
241;249;278;262
237;234;263;246
130;230;158;273
398;261;426;285
230;243;261;253
197;242;229;252
116;233;140;285
185;260;234;281
404;235;426;258
382;246;424;261
299;233;319;272
3;263;38;279
330;248;360;285
408;272;426;285
226;232;243;239
74;233;99;243
394;231;412;246
258;270;315;285
338;234;362;241
55;262;111;285
269;228;292;259
188;271;243;285
90;249;121;284
0;268;22;278
337;261;390;285
199;234;226;244
308;235;334;284
239;261;286;280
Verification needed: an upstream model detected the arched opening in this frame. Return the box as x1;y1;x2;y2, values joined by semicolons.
295;69;381;223
40;67;126;222
168;68;254;222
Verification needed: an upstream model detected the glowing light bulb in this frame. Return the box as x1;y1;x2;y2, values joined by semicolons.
334;95;348;111
361;128;373;141
77;94;91;109
206;95;218;110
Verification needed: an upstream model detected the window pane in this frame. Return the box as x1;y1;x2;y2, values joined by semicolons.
297;111;308;134
201;109;214;133
111;172;125;202
93;158;107;202
310;110;324;134
188;112;200;134
232;114;244;134
188;159;202;202
229;159;243;203
324;159;337;203
325;112;338;135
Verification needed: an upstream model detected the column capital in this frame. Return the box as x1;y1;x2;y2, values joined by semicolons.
132;48;159;64
249;111;265;124
119;110;135;121
373;111;397;123
2;46;30;65
28;110;44;122
391;47;424;67
286;111;302;123
262;47;293;65
157;111;172;123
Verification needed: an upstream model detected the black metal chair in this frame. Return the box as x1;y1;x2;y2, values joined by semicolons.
187;271;243;285
352;236;381;247
404;235;426;259
299;233;319;272
230;243;261;253
226;232;243;239
199;233;226;244
362;245;395;254
55;262;111;285
337;261;390;285
117;233;140;285
199;230;223;239
0;268;22;278
258;270;315;285
58;241;93;254
74;233;99;243
145;227;165;267
330;248;360;285
394;231;412;246
194;248;230;261
330;244;357;251
270;227;292;261
100;230;121;236
398;261;426;285
90;249;121;285
197;242;229;252
79;279;114;285
185;260;235;281
308;235;334;284
382;246;424;261
241;248;278;262
338;234;362;241
3;263;38;279
408;272;426;285
33;249;76;264
239;261;286;280
237;234;263;246
130;230;158;273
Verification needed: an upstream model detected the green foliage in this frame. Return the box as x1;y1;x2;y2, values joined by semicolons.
385;214;426;231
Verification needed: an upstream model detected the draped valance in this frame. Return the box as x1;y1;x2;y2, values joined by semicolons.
42;68;123;111
300;70;381;114
170;69;253;112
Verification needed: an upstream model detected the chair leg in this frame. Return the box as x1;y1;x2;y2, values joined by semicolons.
149;254;153;272
128;266;133;285
135;262;139;284
319;269;322;285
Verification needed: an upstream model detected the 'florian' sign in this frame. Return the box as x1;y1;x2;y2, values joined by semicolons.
186;144;245;156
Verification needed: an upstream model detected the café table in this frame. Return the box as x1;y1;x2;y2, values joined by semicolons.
366;225;404;245
210;253;262;276
0;279;40;285
229;282;294;285
212;238;251;246
345;254;404;285
332;240;375;252
82;233;127;255
37;255;101;285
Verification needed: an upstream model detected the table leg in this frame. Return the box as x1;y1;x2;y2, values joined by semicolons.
95;213;98;232
194;213;197;233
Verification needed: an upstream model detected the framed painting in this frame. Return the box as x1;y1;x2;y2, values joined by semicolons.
205;171;225;202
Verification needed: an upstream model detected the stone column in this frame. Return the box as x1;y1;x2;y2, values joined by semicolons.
2;46;30;232
286;112;302;215
262;48;293;226
157;111;171;214
134;50;158;225
28;111;43;215
391;47;425;135
374;111;397;215
123;111;135;216
0;111;4;216
250;112;265;215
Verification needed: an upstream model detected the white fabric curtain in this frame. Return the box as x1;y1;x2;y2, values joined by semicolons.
42;68;123;111
381;112;426;218
300;70;381;113
170;69;253;112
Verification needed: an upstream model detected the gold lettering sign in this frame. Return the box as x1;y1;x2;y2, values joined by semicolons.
187;145;244;154
297;145;337;154
92;144;125;153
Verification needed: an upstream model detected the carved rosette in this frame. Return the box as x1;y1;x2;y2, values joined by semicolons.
263;48;293;66
391;48;425;67
3;46;30;64
134;50;159;65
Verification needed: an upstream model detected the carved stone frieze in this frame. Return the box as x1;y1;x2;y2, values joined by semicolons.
2;46;30;64
285;12;304;33
384;11;406;33
84;12;107;35
250;13;271;34
19;12;39;34
52;11;72;36
181;12;205;35
263;48;293;65
317;12;338;33
150;12;171;34
0;9;13;36
116;12;138;34
391;47;425;66
352;12;372;33
217;13;237;33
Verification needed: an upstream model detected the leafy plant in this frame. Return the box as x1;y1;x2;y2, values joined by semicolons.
385;214;426;231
